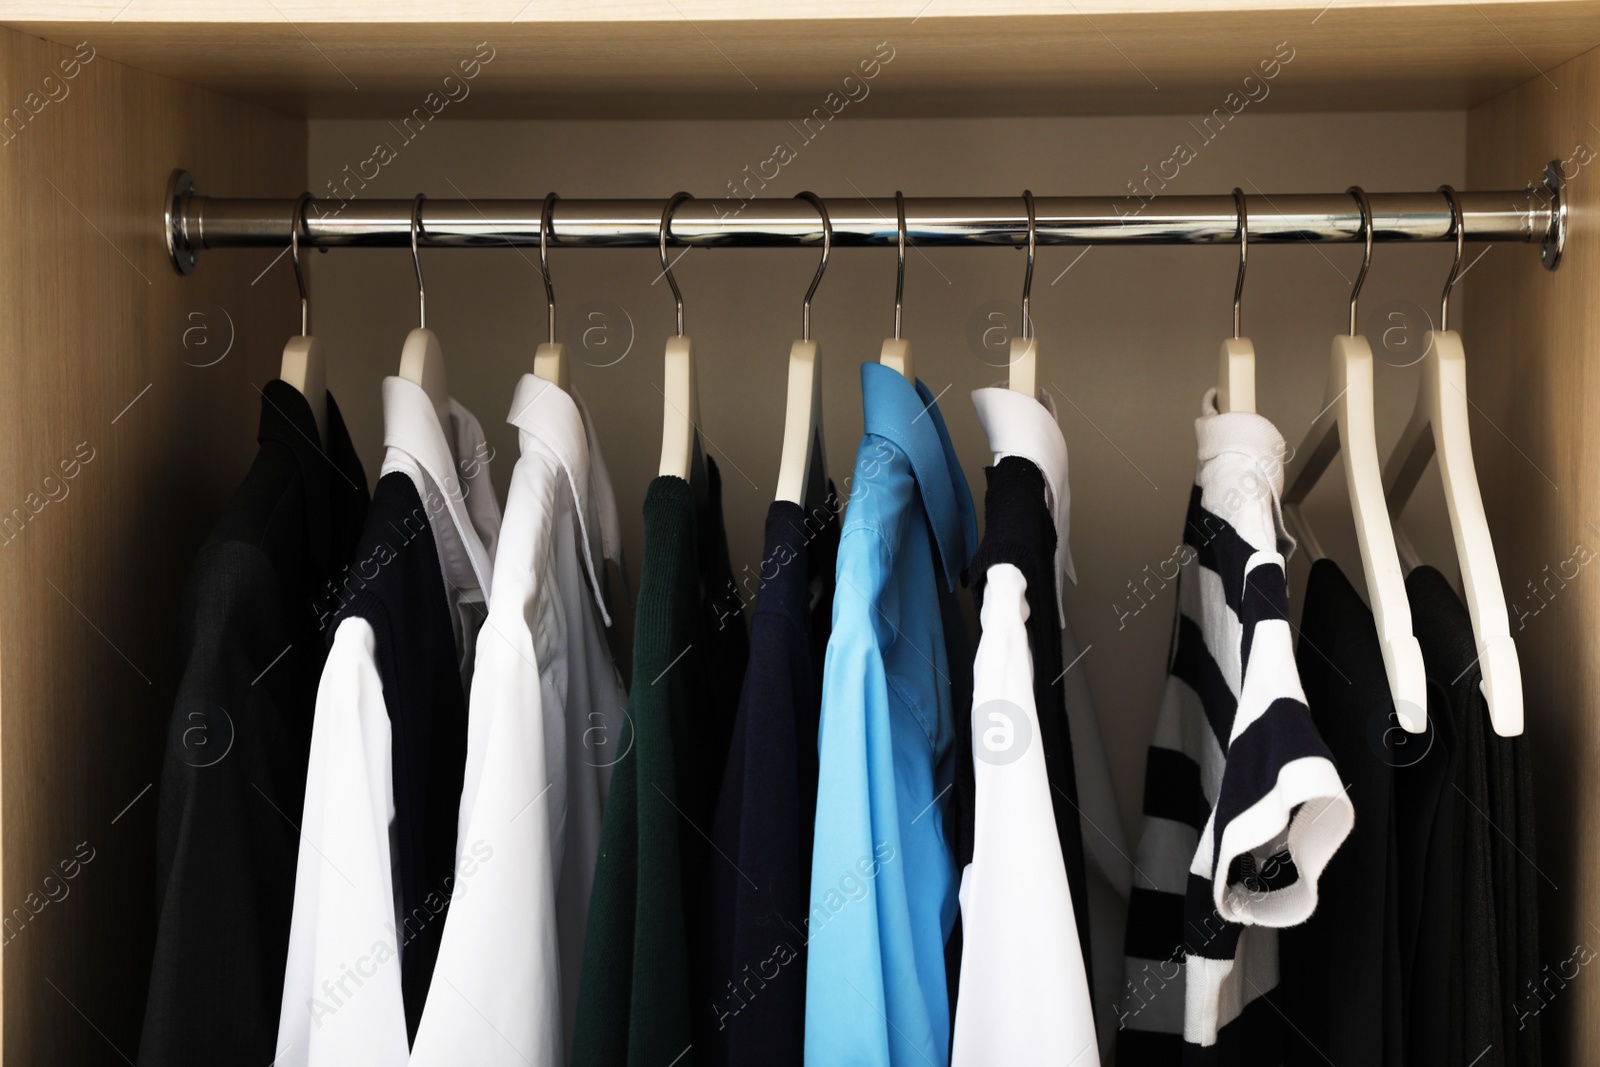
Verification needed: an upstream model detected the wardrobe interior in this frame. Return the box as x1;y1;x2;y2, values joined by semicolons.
1;4;1598;1062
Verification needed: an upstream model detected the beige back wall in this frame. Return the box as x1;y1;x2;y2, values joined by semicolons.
298;110;1475;846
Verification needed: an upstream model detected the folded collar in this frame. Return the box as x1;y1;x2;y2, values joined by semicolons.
971;385;1077;621
507;373;613;625
860;362;977;591
1195;387;1296;556
381;375;497;601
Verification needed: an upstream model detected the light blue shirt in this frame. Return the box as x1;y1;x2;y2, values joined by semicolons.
805;363;977;1067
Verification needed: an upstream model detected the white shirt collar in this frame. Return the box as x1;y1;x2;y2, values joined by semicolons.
971;385;1077;624
380;375;499;604
506;373;613;625
1196;387;1296;556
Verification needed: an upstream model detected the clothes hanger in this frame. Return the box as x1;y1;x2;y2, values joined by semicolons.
775;191;830;508
1381;186;1522;737
279;191;328;447
658;191;704;488
398;192;452;433
1216;187;1256;414
878;191;914;381
1282;186;1428;733
1009;189;1038;397
532;191;570;390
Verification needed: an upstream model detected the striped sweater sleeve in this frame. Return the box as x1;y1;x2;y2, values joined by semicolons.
1117;401;1354;1060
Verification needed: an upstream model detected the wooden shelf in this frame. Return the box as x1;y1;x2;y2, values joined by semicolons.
7;1;1600;119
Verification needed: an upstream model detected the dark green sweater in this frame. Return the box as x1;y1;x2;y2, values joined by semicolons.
572;462;747;1067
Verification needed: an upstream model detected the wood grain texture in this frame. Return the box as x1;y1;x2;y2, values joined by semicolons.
1468;44;1600;1064
7;3;1600;119
0;28;304;1064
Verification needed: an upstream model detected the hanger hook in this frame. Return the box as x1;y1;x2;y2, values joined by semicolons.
410;193;427;330
1346;185;1373;336
541;192;559;345
894;190;907;340
291;191;313;336
795;191;831;342
1438;185;1464;331
659;191;692;337
1232;187;1247;340
1021;189;1037;342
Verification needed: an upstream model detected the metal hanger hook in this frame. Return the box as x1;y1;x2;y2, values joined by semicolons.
795;191;831;342
1346;185;1373;336
410;193;427;330
1232;187;1247;340
1438;185;1464;331
541;192;559;345
659;191;692;337
291;191;313;336
1021;189;1037;342
894;190;907;340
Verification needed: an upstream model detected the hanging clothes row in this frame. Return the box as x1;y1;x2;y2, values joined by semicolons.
138;185;1540;1067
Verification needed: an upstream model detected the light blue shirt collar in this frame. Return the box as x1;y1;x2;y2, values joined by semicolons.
859;362;978;591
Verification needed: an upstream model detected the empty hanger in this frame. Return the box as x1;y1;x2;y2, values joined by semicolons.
279;191;328;447
776;191;830;507
1009;189;1038;397
1216;187;1256;414
1282;186;1428;733
658;191;704;486
532;192;570;390
398;193;451;433
1381;186;1522;736
879;191;914;381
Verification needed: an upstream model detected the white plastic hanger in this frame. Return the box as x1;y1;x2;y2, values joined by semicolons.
1216;187;1256;415
533;192;570;389
879;191;915;382
776;191;830;507
1382;186;1522;736
398;193;452;433
1009;189;1038;397
1282;186;1428;733
658;192;704;485
279;191;327;447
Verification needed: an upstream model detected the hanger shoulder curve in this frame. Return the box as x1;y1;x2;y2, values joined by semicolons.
880;336;913;382
1009;335;1036;398
1292;334;1430;731
400;326;451;432
776;338;822;506
659;333;699;481
1217;335;1256;415
280;333;328;448
1383;329;1523;735
534;340;569;390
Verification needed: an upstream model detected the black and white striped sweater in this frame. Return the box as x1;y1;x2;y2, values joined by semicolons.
1118;397;1354;1064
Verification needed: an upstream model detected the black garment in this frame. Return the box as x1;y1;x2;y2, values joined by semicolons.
961;457;1092;985
1391;574;1459;1067
1407;566;1542;1067
1277;559;1404;1066
697;496;839;1065
328;471;470;1043
139;383;368;1067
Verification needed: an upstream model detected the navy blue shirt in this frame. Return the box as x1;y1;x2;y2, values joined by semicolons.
698;496;839;1064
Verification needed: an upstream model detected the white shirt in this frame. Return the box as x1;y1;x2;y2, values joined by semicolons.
953;560;1099;1065
970;385;1132;1060
276;378;500;1067
411;374;627;1066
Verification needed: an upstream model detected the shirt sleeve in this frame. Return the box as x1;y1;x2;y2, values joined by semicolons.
953;563;1099;1065
276;618;410;1067
410;596;561;1067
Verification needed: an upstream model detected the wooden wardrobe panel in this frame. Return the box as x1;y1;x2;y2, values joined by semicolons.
11;3;1600;120
0;29;304;1064
1468;44;1600;1064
